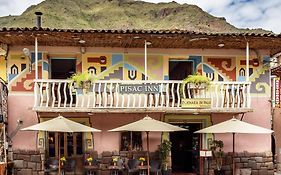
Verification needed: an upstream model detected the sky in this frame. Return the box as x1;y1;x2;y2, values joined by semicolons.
0;0;280;33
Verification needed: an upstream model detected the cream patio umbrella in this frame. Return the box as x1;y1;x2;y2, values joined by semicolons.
195;117;273;175
109;115;187;175
21;115;101;174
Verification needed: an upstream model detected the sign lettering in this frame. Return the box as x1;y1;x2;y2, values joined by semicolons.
181;98;212;108
119;84;160;94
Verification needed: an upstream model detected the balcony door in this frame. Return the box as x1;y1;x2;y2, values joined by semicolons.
50;58;76;79
169;60;193;80
50;58;76;104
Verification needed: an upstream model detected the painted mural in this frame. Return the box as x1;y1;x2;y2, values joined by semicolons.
7;52;45;92
6;49;270;97
0;56;6;81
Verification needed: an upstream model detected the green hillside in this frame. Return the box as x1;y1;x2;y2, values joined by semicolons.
0;0;269;33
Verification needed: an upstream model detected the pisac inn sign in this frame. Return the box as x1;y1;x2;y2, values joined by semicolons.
119;84;160;94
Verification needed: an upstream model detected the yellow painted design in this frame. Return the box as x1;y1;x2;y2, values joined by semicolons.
82;54;111;75
0;56;6;81
124;54;163;80
251;82;270;97
95;62;123;80
38;131;45;149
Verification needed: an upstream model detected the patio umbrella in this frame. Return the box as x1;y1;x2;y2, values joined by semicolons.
109;115;187;175
194;117;273;175
21;115;101;174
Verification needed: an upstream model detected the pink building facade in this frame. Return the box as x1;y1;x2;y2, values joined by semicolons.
0;28;279;174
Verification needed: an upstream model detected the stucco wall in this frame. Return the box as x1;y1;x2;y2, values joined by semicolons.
8;95;37;150
91;113;162;154
212;97;271;153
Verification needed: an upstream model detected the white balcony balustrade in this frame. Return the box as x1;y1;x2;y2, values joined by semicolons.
33;80;251;111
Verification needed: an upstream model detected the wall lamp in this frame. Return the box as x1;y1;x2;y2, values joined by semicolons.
23;48;32;72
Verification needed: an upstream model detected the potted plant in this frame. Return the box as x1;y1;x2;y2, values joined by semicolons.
112;156;119;166
182;73;210;89
69;71;96;92
139;157;146;166
210;140;224;175
60;156;66;166
158;139;172;175
87;157;93;166
181;73;210;99
70;71;95;89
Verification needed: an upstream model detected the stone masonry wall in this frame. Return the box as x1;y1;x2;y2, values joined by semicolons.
13;149;44;175
209;151;274;175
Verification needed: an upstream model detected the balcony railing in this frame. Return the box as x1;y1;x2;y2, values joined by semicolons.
33;79;251;111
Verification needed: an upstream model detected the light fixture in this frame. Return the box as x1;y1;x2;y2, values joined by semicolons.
218;43;225;48
80;47;86;54
23;48;30;57
22;48;32;72
78;39;86;44
146;41;152;45
133;36;141;39
0;43;8;56
189;37;209;42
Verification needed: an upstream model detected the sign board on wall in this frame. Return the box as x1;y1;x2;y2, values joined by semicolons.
181;98;212;109
275;77;280;108
119;84;160;94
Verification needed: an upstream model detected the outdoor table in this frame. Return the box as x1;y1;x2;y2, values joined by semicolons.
84;165;99;175
138;165;150;175
108;165;120;175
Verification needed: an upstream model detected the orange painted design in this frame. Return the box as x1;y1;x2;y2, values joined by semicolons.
11;67;42;92
207;58;236;81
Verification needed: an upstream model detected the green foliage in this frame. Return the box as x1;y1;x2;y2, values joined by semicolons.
210;140;224;170
69;71;95;89
182;74;210;86
158;139;172;170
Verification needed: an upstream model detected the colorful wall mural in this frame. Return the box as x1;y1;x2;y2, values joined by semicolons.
0;56;6;81
6;49;270;97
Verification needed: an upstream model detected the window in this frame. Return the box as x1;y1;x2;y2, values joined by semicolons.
48;132;83;158
121;131;142;151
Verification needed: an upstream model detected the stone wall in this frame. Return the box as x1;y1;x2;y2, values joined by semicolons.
13;149;44;175
209;151;274;175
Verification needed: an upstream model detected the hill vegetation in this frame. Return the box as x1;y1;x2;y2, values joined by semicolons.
0;0;269;33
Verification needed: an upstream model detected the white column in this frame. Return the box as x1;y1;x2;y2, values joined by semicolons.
35;37;38;80
246;42;249;81
144;40;148;80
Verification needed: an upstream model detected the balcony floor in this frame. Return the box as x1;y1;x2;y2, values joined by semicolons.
33;107;253;114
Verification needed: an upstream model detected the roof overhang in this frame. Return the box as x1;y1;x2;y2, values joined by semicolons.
1;27;281;55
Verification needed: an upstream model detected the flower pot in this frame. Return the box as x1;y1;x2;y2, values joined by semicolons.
214;169;225;175
141;162;144;166
113;162;117;166
89;162;92;166
161;169;171;175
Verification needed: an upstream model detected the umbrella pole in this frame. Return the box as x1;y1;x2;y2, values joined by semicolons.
58;133;61;175
146;131;150;175
232;133;235;175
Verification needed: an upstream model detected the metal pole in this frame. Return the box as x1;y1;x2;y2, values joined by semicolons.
146;131;150;175
3;124;7;175
232;133;235;175
246;42;249;82
35;37;38;80
144;40;147;80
